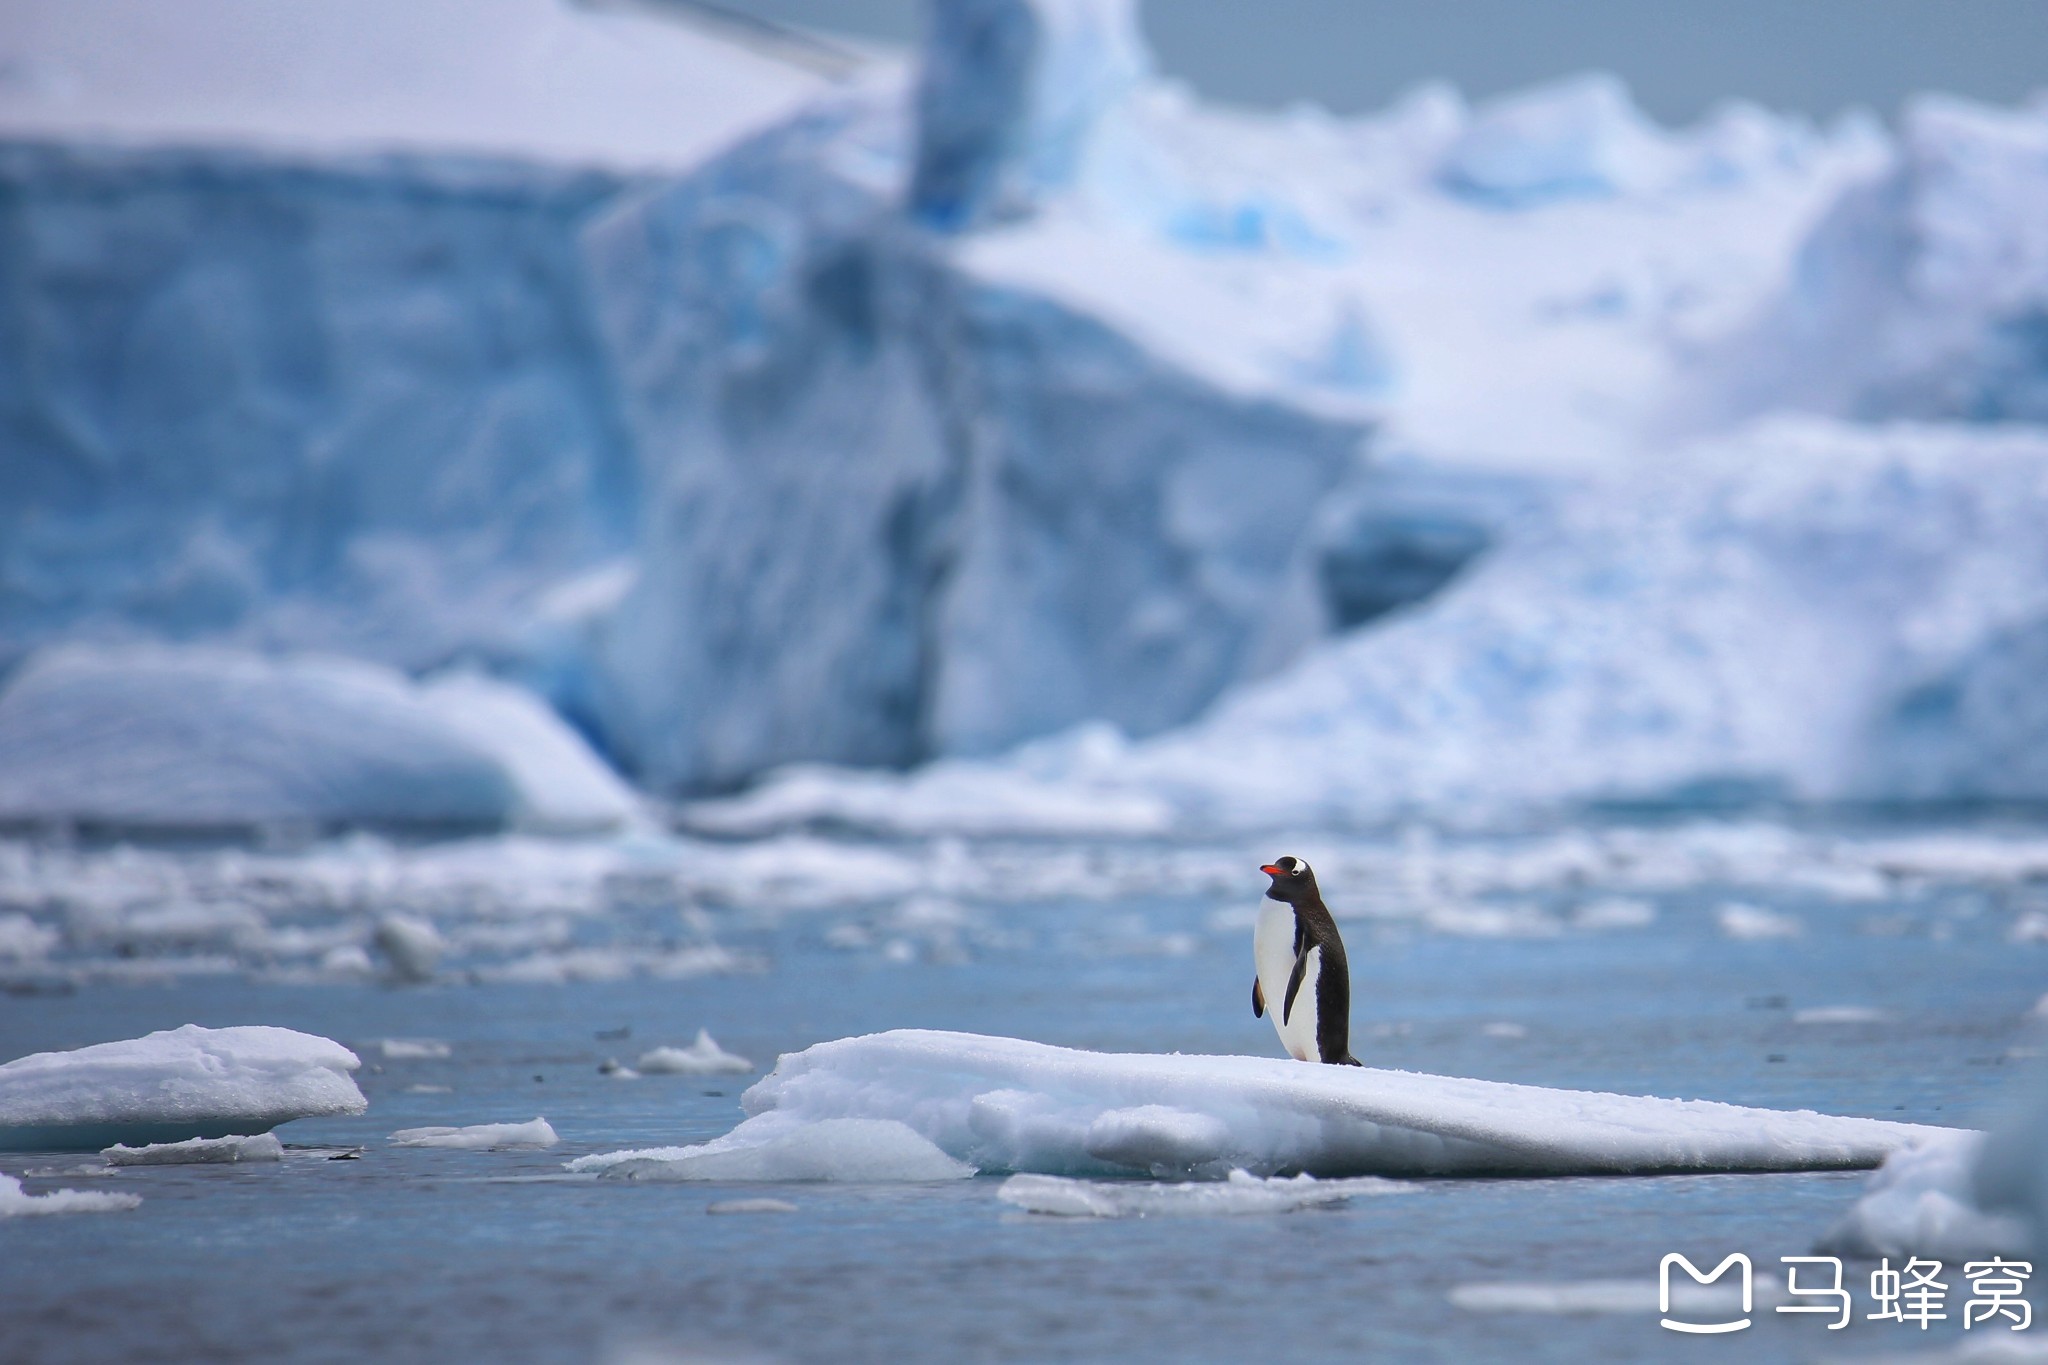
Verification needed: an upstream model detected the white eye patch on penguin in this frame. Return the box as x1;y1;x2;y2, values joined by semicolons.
1251;855;1360;1066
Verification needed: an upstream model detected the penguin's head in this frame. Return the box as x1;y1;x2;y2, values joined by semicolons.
1260;855;1315;902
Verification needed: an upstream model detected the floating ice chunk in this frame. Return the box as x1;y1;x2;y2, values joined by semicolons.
706;1198;798;1215
0;1172;140;1218
998;1169;1407;1218
1449;1279;1770;1315
1717;903;1804;940
0;1025;366;1152
0;912;58;959
103;1133;284;1165
1570;898;1656;930
1819;1131;2030;1259
389;1118;559;1150
373;916;444;984
664;1030;1949;1179
636;1031;754;1076
1792;1006;1890;1025
377;1039;452;1060
574;1118;975;1183
1480;1022;1528;1040
0;646;637;836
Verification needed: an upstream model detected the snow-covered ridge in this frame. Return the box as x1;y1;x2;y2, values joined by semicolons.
573;1029;1952;1180
0;0;830;172
0;1025;367;1152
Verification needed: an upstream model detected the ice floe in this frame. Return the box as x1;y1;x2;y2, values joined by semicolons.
0;1172;140;1218
389;1119;559;1150
103;1133;284;1166
0;1025;367;1152
583;1030;1954;1180
574;1118;974;1183
998;1169;1408;1218
0;646;636;836
377;1040;453;1061
706;1198;799;1215
635;1032;754;1076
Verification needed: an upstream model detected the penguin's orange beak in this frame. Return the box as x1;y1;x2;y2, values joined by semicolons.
1259;864;1283;876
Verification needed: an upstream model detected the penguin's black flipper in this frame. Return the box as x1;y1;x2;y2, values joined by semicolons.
1281;949;1310;1026
1252;978;1265;1018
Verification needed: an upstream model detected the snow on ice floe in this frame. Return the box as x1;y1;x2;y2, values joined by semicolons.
636;1032;754;1076
0;646;637;835
389;1119;559;1150
0;1025;366;1152
575;1030;1953;1181
0;1172;140;1218
103;1133;284;1166
578;1118;973;1184
998;1169;1409;1218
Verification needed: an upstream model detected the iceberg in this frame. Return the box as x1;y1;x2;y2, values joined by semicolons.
635;1031;754;1077
698;418;2048;831
389;1118;559;1150
573;1030;1950;1181
998;1169;1408;1218
102;1133;284;1166
0;1172;140;1218
578;1117;973;1183
0;645;636;834
0;1025;367;1152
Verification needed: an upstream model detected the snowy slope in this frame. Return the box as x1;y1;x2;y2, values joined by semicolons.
572;1029;1952;1179
0;0;831;172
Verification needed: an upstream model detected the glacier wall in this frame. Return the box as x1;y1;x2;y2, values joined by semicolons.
0;142;637;703
584;96;1370;789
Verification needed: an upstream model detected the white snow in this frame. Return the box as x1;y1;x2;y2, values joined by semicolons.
576;1030;1952;1181
635;1032;754;1077
0;1172;140;1218
0;646;636;834
0;0;832;173
998;1169;1408;1217
103;1133;284;1165
579;1117;973;1183
0;1025;366;1152
389;1118;559;1150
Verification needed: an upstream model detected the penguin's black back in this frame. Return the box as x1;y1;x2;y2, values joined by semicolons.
1295;889;1359;1066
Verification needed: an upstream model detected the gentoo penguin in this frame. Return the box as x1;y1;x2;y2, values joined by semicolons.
1252;856;1361;1066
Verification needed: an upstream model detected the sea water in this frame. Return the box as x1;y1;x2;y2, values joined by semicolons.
2;818;2044;1363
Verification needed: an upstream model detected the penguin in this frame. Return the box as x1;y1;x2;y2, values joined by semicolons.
1252;856;1361;1066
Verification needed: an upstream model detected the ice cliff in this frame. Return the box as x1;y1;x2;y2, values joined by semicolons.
5;0;2048;822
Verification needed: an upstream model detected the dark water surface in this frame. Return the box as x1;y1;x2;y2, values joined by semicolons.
3;846;2044;1364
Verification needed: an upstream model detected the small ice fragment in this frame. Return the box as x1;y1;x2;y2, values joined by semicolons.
580;1118;973;1183
1481;1022;1528;1039
0;1172;140;1217
403;1084;453;1095
378;1039;452;1060
319;945;375;977
1570;898;1655;930
373;915;443;983
707;1198;798;1215
998;1169;1407;1218
1449;1280;1661;1314
1791;1006;1889;1025
1717;903;1803;940
0;1023;366;1152
103;1133;283;1165
599;1059;640;1079
389;1118;559;1150
635;1030;753;1076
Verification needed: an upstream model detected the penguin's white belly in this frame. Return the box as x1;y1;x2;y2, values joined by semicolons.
1253;901;1321;1061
